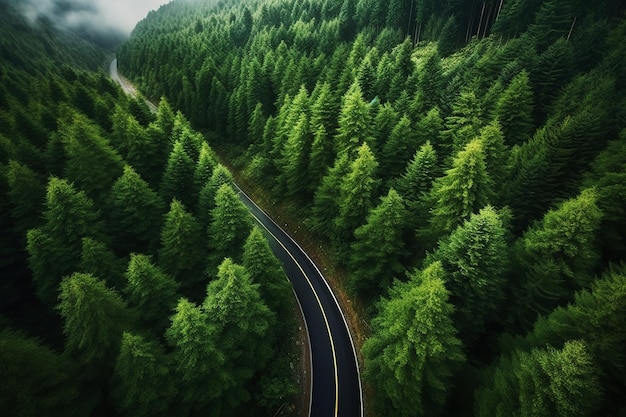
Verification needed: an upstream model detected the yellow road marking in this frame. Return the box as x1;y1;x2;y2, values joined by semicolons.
236;187;340;417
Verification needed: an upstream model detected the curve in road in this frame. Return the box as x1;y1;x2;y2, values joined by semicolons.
234;185;363;417
110;59;363;417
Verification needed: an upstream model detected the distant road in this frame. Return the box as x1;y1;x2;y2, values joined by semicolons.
109;59;157;113
110;59;363;417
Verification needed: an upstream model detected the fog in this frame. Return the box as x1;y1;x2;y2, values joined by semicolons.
17;0;171;46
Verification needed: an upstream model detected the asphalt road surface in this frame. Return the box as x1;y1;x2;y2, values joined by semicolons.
110;58;363;416
234;185;363;417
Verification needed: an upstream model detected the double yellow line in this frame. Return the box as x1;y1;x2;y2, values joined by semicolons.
234;185;340;417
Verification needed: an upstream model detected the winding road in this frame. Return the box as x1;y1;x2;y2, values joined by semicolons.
110;59;363;417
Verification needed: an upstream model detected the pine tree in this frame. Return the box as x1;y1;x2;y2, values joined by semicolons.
60;112;124;205
165;298;225;412
349;189;408;297
124;254;180;330
203;259;275;406
443;90;484;153
242;227;291;319
0;329;78;417
57;272;133;364
418;51;444;111
108;165;165;254
196;164;234;230
335;142;380;244
479;120;509;197
112;332;177;417
193;142;218;196
278;112;311;198
381;115;416;181
5;160;45;237
207;184;253;272
310;154;351;238
363;262;465;417
335;81;373;156
494;70;534;145
158;200;204;284
428;139;492;238
308;124;333;192
396;141;438;203
476;340;602;417
371;102;399;157
160;140;196;210
429;206;509;343
79;237;125;290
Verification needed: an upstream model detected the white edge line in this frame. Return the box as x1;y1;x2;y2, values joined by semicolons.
111;61;361;415
234;184;364;417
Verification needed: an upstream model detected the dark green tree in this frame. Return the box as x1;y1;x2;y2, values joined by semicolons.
79;237;125;290
112;332;176;417
5;160;45;237
196;164;234;230
124;254;180;330
396;141;438;203
60;112;124;205
0;329;78;417
279;112;311;198
158;200;204;284
381;115;416;181
363;262;465;417
310;154;351;239
494;70;534;145
107;165;165;254
160;140;196;210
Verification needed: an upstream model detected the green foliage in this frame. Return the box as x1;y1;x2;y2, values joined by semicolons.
107;165;165;254
476;340;602;417
112;332;176;417
124;254;180;330
160;141;196;210
429;206;509;343
428;139;493;239
0;329;79;417
494;70;534;146
207;184;253;271
57;272;134;364
335;81;373;156
158;200;204;283
350;189;408;297
363;262;465;417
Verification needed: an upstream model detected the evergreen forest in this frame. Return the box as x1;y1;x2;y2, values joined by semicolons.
2;0;626;416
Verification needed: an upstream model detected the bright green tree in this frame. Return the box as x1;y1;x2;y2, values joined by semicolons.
112;332;176;417
349;189;408;297
242;227;292;320
57;272;133;364
335;142;380;244
203;258;275;406
443;90;484;153
372;102;399;157
428;206;509;343
279;112;311;198
124;254;180;330
310;154;351;238
207;184;253;271
335;81;373;156
196;164;234;229
165;298;225;412
476;340;602;417
363;262;465;417
428;139;493;238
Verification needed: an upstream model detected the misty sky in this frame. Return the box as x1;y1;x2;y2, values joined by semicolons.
19;0;171;36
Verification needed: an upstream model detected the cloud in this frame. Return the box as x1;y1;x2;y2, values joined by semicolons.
17;0;170;38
